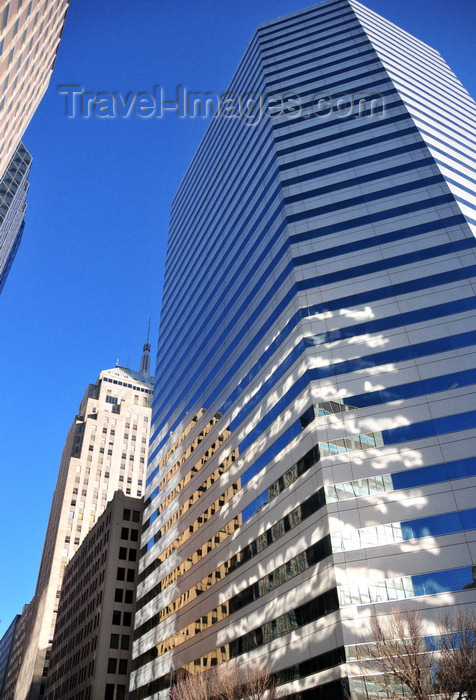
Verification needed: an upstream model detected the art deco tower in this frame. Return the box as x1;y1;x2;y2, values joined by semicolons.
132;1;476;699
7;348;154;700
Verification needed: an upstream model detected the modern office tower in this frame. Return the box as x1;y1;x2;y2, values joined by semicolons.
131;1;476;699
8;349;154;700
0;0;69;180
44;492;143;700
0;142;31;292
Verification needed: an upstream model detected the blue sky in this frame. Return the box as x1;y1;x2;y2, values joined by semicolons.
0;0;475;636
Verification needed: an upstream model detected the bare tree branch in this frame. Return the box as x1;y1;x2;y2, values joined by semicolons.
434;609;476;700
171;662;277;700
354;608;435;700
353;607;476;700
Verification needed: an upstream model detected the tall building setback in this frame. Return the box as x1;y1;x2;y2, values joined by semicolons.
0;0;68;180
45;492;143;700
5;348;154;700
0;142;31;292
132;1;476;699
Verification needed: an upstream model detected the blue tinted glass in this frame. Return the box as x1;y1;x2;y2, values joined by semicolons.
402;511;462;540
460;509;476;531
312;299;476;351
450;458;476;480
283;136;417;188
314;264;476;316
285;156;433;207
268;38;370;80
412;567;474;596
391;463;448;489
150;258;476;457
289;175;443;224
383;410;476;446
146;467;158;487
241;421;301;487
297;232;472;290
242;491;269;523
433;411;476;433
268;44;374;86
282;124;417;173
236;369;308;442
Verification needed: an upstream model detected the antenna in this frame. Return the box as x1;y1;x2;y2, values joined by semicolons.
140;319;152;375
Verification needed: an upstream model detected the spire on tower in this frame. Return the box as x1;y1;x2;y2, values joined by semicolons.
140;318;151;375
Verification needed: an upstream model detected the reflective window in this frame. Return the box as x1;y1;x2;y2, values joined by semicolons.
326;457;476;502
140;536;331;656
338;566;475;606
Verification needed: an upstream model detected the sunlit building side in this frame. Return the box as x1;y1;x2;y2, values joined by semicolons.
131;1;476;698
0;0;68;180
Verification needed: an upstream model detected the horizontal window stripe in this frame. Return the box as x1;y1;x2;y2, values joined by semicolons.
349;367;476;409
282;139;424;187
259;8;356;47
272;87;402;137
312;263;476;316
287;174;445;224
279;124;420;171
293;211;465;265
434;159;476;189
261;17;360;58
308;330;476;384
326;457;476;502
392;457;476;490
258;0;346;34
276;68;390;114
231;298;476;434
332;507;476;552
151;256;476;459
265;24;365;70
265;40;372;83
338;565;474;607
402;507;476;541
269;54;380;93
283;156;435;205
296;233;474;290
264;28;366;76
446;176;476;199
381;409;476;445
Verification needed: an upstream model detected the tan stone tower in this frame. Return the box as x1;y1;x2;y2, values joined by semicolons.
3;346;154;699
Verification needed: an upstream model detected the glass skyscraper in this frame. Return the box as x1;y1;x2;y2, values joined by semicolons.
132;1;476;698
0;143;31;293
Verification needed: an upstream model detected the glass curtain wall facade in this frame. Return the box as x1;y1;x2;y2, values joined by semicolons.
132;1;476;698
0;142;31;292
